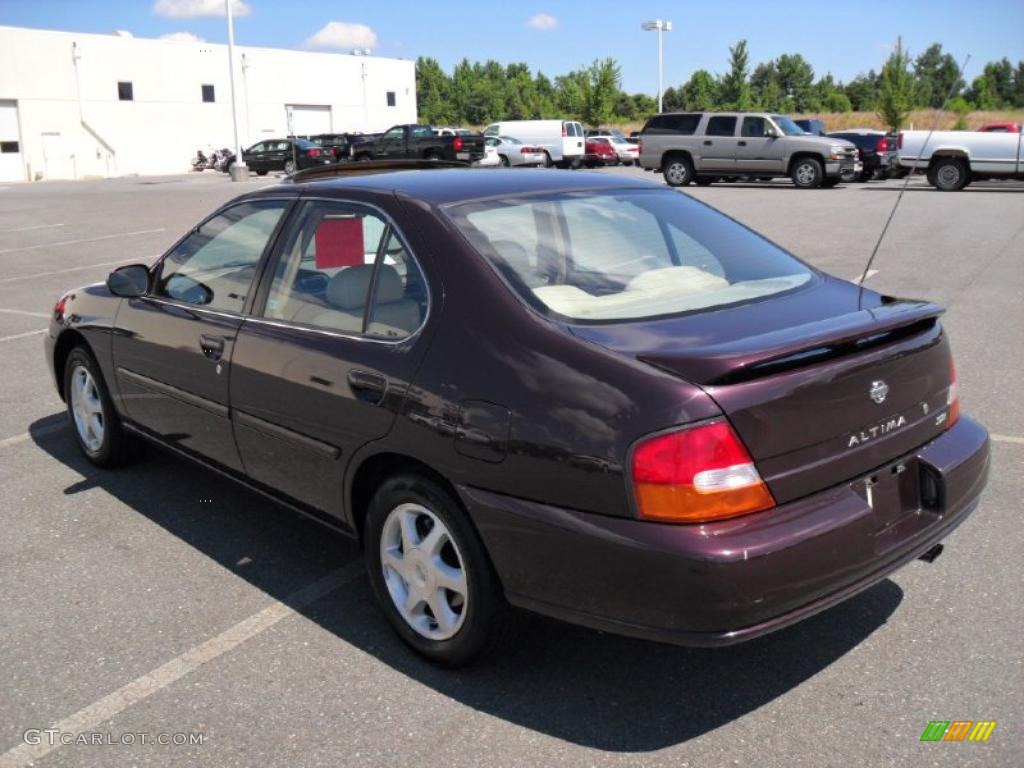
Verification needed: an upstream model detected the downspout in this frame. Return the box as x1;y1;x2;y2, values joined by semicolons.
72;41;117;177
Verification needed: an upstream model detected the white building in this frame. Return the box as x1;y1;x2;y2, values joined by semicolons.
0;25;417;181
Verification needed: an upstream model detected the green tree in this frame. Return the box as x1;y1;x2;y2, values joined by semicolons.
913;44;964;108
415;57;454;125
719;40;751;110
948;96;972;130
630;92;657;118
877;39;915;131
750;61;782;111
579;58;622;128
844;70;880;111
775;53;816;111
679;69;719;110
1013;61;1024;108
661;85;682;111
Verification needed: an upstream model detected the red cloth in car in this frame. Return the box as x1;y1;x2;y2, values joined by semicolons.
315;218;364;269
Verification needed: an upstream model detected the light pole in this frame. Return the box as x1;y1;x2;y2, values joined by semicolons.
226;0;247;180
641;19;672;113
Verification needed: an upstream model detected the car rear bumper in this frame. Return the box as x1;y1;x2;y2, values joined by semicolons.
462;415;989;646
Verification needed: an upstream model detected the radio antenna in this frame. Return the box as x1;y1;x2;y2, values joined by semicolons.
856;52;971;310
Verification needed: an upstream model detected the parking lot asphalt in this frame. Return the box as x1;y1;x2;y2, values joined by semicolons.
1;169;1022;767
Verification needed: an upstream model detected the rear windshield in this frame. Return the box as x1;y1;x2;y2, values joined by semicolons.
446;189;813;322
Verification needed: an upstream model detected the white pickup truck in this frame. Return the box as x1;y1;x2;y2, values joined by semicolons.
897;129;1024;190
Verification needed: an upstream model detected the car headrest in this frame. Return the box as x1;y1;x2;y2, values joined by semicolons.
326;264;404;310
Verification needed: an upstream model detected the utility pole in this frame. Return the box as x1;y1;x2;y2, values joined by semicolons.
642;20;673;113
226;0;247;180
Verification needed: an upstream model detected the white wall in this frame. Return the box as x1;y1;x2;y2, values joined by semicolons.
0;25;417;180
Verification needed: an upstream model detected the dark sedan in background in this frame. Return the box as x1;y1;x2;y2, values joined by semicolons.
827;130;899;181
240;138;334;175
45;166;989;666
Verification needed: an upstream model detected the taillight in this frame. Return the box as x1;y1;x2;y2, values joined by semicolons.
561;125;567;137
897;132;904;149
308;148;321;157
631;420;775;523
453;137;464;151
876;137;889;152
947;359;960;428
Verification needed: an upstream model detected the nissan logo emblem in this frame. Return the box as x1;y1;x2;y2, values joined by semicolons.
869;380;889;404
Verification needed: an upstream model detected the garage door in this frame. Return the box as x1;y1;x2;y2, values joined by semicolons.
285;104;332;136
0;100;24;182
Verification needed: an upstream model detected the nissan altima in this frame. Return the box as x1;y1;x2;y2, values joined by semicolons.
45;165;990;666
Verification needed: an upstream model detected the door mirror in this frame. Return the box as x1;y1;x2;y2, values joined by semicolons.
765;126;780;138
107;264;150;297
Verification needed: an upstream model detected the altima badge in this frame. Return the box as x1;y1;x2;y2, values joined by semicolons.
869;380;889;404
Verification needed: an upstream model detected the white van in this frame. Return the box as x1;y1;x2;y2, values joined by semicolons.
482;120;585;168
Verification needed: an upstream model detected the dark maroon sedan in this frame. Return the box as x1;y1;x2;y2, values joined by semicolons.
45;166;989;665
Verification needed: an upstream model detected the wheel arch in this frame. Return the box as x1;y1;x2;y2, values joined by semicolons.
53;328;89;402
787;151;826;174
348;451;462;541
929;150;970;168
660;148;694;169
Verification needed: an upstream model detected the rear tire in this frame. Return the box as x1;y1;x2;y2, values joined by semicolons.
63;346;133;468
929;157;969;191
364;474;510;667
543;151;554;168
662;154;694;187
694;176;714;186
791;157;824;188
256;170;268;176
499;155;510;167
283;159;296;175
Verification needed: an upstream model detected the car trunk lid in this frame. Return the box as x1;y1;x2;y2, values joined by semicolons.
572;288;954;504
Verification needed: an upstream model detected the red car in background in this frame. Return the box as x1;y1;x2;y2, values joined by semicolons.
978;122;1021;133
584;137;619;167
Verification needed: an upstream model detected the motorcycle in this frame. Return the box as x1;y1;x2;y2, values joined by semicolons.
214;148;236;173
191;149;209;172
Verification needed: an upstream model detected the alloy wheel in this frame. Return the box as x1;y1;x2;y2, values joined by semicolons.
70;365;104;452
796;162;817;186
379;502;469;640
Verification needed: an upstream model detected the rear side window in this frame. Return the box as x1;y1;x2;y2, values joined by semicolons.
447;190;812;322
705;116;737;136
262;201;426;339
643;114;701;135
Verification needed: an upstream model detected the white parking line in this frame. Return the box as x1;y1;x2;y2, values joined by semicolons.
0;257;157;285
992;434;1024;445
0;561;363;768
852;268;879;282
0;329;46;343
0;308;50;318
0;423;64;449
0;228;165;255
0;223;64;234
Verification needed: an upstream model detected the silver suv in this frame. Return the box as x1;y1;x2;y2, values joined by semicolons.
639;112;859;189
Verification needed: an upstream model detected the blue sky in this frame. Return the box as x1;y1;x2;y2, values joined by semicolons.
2;0;1022;93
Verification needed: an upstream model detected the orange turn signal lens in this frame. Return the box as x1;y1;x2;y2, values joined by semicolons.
631;420;775;524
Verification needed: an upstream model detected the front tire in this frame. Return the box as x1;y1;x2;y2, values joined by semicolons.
791;157;824;188
283;159;296;175
929;157;969;191
662;154;694;187
364;474;509;666
63;346;133;467
256;169;268;176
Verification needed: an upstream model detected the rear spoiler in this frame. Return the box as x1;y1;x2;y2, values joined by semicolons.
639;300;945;386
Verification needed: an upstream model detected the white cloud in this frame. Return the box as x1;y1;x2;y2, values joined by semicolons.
153;0;250;18
527;13;558;31
305;21;378;50
159;31;206;43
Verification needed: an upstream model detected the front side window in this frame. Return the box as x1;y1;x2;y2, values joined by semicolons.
156;201;288;313
447;190;812;322
772;115;810;136
741;117;770;137
262;201;427;339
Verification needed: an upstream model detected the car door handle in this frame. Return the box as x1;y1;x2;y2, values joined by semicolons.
199;334;225;361
703;140;713;145
348;370;387;405
738;140;747;146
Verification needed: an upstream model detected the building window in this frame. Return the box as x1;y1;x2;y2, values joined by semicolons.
201;84;215;103
0;141;19;153
117;81;134;101
386;91;396;107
